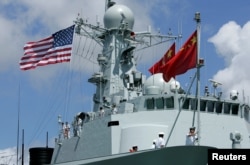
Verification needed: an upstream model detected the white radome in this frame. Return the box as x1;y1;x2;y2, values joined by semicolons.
104;4;134;30
144;73;179;94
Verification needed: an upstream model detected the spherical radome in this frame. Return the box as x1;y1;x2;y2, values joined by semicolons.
104;4;134;30
144;73;171;94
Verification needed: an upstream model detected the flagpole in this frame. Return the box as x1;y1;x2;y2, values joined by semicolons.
194;12;201;145
16;83;20;165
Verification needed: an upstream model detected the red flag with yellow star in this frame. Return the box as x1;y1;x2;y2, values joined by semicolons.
148;42;175;74
162;30;197;82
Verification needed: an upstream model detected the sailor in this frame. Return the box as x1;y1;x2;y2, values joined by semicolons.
99;107;105;117
63;122;71;139
155;132;166;148
129;146;138;152
185;127;198;145
151;140;157;149
60;122;65;140
112;104;118;114
76;117;82;136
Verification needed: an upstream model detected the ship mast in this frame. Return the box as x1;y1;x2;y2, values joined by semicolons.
105;0;115;11
74;1;179;113
194;12;201;145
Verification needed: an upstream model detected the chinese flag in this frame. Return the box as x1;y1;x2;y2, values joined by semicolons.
148;42;175;74
162;30;197;82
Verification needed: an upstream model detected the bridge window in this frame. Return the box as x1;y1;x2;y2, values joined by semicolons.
191;99;197;110
182;98;190;110
215;102;223;113
232;104;239;115
224;103;231;114
166;97;174;108
155;97;164;109
207;101;214;112
200;100;206;112
146;98;154;110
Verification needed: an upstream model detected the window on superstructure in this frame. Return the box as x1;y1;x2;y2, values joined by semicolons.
191;99;197;110
200;100;206;112
207;101;214;112
155;97;164;109
182;98;190;110
146;98;154;110
166;96;174;108
231;104;239;115
215;102;223;113
108;121;119;127
224;103;231;114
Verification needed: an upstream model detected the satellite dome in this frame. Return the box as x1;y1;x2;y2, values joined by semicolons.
144;73;171;94
104;4;134;30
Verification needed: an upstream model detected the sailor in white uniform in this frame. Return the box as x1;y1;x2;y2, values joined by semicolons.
63;122;71;139
99;107;105;117
151;140;157;149
112;104;118;114
156;132;166;148
77;117;82;136
185;127;198;145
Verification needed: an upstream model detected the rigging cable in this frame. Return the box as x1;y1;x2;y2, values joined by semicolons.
165;72;197;146
75;35;82;55
27;66;70;148
81;36;89;58
27;32;79;147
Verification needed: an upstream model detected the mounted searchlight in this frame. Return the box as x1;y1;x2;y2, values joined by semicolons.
230;90;239;100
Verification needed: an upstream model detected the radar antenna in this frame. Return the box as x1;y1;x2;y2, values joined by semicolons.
209;79;222;98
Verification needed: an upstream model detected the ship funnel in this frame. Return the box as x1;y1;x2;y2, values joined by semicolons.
29;147;54;165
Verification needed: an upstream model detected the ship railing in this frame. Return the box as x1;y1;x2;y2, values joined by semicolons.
86;109;117;121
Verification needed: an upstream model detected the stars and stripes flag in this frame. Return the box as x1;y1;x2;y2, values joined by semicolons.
20;25;75;70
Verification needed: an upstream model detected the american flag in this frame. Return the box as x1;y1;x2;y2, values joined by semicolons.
20;25;75;70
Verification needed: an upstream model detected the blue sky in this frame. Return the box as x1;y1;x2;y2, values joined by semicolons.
1;0;250;164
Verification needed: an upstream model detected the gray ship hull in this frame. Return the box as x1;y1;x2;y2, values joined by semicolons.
52;146;215;165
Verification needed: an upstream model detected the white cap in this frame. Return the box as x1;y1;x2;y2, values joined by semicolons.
158;132;165;135
190;127;196;130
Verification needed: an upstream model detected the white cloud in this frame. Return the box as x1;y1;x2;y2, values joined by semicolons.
0;14;25;72
209;21;250;100
0;147;29;165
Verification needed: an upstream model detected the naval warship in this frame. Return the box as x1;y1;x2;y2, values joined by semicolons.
28;0;250;165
